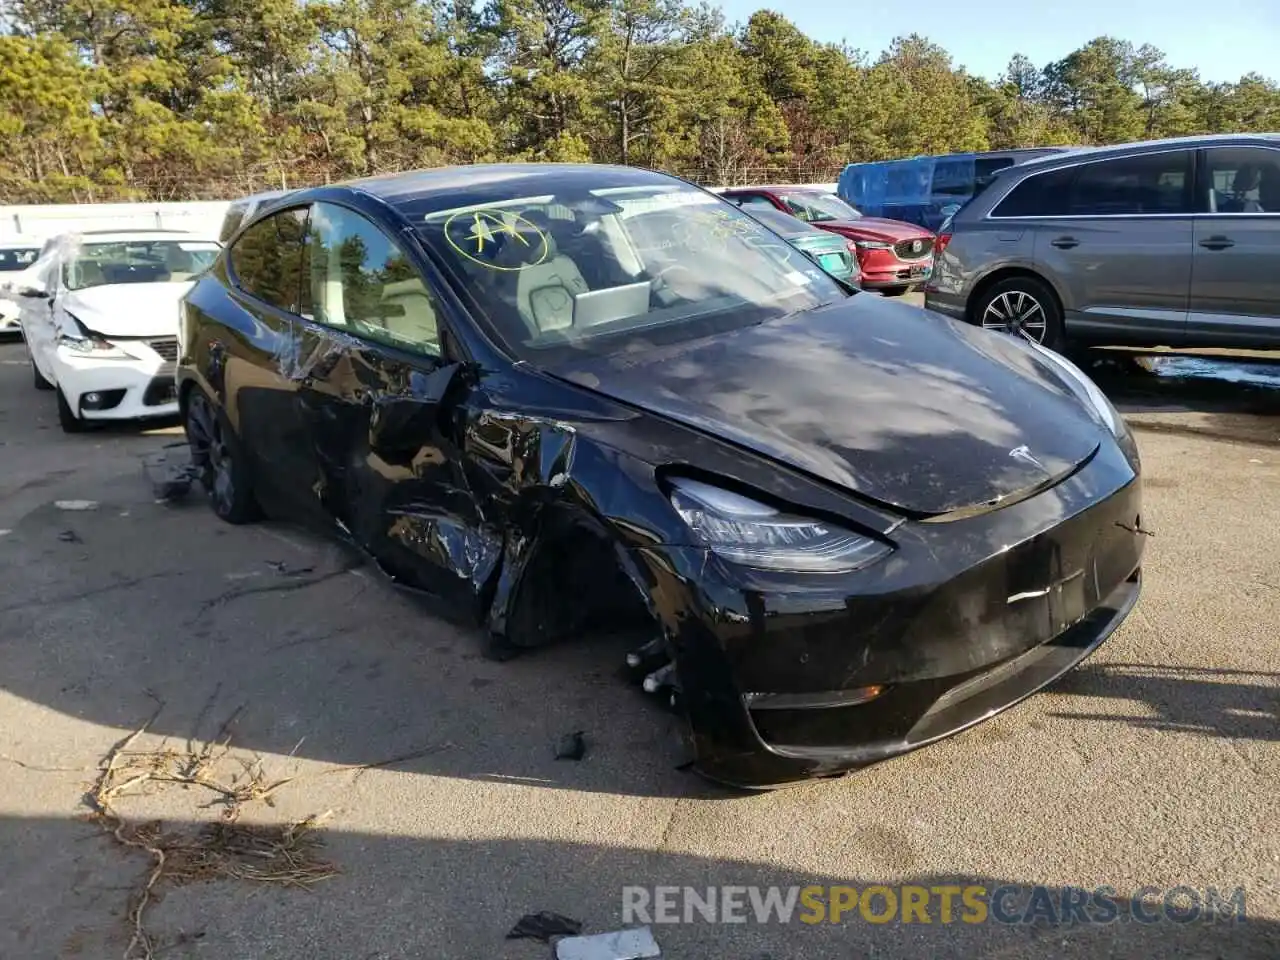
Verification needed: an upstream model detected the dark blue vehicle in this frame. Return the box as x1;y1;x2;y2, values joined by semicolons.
838;148;1079;232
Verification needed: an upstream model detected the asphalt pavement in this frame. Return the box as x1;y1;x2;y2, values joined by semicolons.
0;330;1276;960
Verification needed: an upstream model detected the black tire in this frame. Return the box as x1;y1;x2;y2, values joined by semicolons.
184;388;260;524
31;355;53;391
56;387;87;432
972;275;1064;350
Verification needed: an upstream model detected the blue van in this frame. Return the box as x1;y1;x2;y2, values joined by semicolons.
837;148;1077;232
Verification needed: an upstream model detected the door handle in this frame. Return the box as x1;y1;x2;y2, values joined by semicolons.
1199;236;1234;251
1050;237;1079;249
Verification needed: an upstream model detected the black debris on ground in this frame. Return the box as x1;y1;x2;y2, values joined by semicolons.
554;731;587;761
266;560;317;577
142;443;200;502
57;530;82;543
506;911;583;942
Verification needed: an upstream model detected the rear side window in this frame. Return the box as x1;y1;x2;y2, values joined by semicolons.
731;194;778;212
1202;146;1280;213
1067;151;1193;216
229;208;310;313
219;202;250;244
932;159;974;198
990;166;1077;217
974;157;1015;192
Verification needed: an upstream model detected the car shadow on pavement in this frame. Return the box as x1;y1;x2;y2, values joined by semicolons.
1079;352;1280;443
0;487;721;800
1;815;1274;960
1047;662;1279;744
1;457;1278;803
1078;352;1280;448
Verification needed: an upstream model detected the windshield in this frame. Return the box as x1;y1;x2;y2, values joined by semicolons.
780;192;862;223
0;247;40;272
410;182;843;358
63;239;221;291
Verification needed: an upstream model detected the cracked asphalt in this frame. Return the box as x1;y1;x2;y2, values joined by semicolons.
0;332;1277;960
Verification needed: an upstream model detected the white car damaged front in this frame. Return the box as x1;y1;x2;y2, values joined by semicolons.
22;232;220;432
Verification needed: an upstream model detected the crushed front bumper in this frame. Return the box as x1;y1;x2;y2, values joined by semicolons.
635;442;1145;788
51;344;179;421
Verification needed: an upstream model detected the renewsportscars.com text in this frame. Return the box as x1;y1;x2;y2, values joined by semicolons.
621;884;1248;926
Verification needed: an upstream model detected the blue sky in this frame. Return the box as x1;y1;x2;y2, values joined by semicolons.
717;0;1280;84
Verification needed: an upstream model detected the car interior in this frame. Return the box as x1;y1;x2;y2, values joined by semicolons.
64;242;218;289
1209;162;1280;213
421;192;835;350
446;203;666;338
308;251;442;355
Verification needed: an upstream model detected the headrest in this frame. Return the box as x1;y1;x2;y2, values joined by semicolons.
1232;165;1259;193
102;262;171;284
515;210;558;262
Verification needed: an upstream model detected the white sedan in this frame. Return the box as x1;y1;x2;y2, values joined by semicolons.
0;235;46;332
18;230;221;432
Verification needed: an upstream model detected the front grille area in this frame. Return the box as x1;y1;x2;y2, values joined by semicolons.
893;237;934;261
147;337;178;362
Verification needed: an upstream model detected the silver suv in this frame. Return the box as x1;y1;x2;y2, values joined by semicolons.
924;134;1280;351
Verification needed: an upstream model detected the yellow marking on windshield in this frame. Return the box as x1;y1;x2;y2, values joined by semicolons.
443;209;549;272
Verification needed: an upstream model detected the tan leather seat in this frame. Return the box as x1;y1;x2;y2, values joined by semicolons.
379;278;439;352
511;219;588;332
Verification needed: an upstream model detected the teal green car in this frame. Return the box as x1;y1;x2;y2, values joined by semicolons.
745;206;861;286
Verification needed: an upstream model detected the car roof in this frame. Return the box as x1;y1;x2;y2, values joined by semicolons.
1007;133;1280;174
70;229;212;239
229;189;290;206
344;162;679;203
51;230;218;245
748;207;823;236
723;185;834;194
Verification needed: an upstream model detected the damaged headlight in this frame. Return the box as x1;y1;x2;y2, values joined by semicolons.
59;313;139;360
668;477;892;574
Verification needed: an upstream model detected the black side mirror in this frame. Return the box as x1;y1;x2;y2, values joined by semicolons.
19;286;49;299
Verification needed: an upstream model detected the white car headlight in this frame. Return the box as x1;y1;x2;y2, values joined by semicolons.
1023;340;1125;437
59;313;140;360
668;477;892;574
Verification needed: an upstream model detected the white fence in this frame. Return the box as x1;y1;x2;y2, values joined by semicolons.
0;182;843;244
0;201;231;242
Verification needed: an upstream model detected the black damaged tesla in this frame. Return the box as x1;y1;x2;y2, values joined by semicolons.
176;164;1145;789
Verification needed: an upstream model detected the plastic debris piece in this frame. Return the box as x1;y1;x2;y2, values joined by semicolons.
55;500;98;511
142;448;199;502
554;731;587;761
0;529;10;537
266;560;316;576
625;636;666;674
554;927;661;960
57;530;82;543
505;911;583;942
642;662;676;694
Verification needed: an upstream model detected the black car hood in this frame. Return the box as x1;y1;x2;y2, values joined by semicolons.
545;297;1104;516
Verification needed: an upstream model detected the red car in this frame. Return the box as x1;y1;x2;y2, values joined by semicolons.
720;186;936;295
